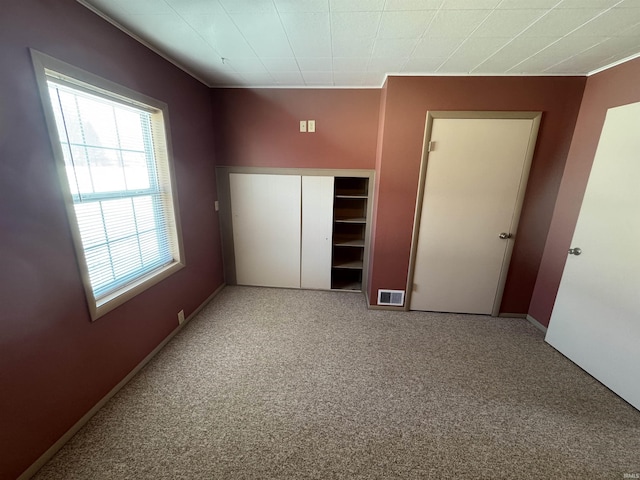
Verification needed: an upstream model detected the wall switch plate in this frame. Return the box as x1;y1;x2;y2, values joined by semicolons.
178;309;185;325
308;120;315;132
300;120;307;132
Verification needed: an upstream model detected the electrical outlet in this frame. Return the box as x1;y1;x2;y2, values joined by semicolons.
214;200;219;211
308;120;316;132
300;120;307;132
178;309;185;325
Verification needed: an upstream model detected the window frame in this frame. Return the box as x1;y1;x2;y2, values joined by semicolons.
31;50;185;321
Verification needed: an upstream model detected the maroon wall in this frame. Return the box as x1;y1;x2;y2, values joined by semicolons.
0;1;224;478
529;57;640;327
211;88;380;169
368;76;586;313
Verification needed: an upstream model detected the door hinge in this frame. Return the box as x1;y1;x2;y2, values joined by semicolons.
427;141;435;152
413;283;418;292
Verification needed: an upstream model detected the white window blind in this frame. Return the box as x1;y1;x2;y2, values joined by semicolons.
46;77;180;301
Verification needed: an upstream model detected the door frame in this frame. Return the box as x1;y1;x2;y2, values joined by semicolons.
405;111;542;315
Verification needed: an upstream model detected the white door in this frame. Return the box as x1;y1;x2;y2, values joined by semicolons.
545;102;640;410
230;173;301;288
301;176;333;290
410;116;538;314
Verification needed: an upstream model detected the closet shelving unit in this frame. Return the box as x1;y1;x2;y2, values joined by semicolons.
331;177;369;291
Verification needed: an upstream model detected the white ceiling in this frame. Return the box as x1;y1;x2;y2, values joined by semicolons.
79;0;640;88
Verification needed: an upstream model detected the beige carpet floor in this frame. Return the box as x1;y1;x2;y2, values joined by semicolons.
33;286;640;479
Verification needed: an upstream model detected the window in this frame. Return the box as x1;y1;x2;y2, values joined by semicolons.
32;51;184;320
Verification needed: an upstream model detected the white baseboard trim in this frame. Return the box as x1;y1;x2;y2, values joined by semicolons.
526;314;548;333
18;283;226;480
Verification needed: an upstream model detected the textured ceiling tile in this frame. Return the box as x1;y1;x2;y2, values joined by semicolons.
497;0;558;8
544;59;596;73
208;71;248;87
372;38;418;57
437;37;509;71
504;36;602;72
223;57;268;73
274;0;330;12
239;72;277;85
510;57;558;73
182;13;256;58
270;70;305;84
219;0;276;13
437;56;481;72
556;0;622;8
471;36;556;71
280;12;330;38
603;47;640;65
363;72;387;86
472;56;523;73
378;11;436;38
333;57;370;70
402;57;448;71
302;71;334;84
448;37;509;57
471;9;548;38
508;35;607;72
384;0;442;10
329;0;386;12
164;0;226;15
543;46;614;73
331;11;382;38
615;0;640;7
332;36;375;56
281;13;332;56
414;37;465;57
123;13;213;55
571;8;640;36
244;35;295;57
230;12;284;37
426;10;492;37
615;22;640;36
441;0;502;9
367;56;408;71
333;71;366;85
384;0;442;11
111;0;174;14
486;35;558;59
290;38;333;57
79;0;640;87
520;9;604;37
229;13;295;56
296;57;333;70
576;35;640;57
260;57;300;70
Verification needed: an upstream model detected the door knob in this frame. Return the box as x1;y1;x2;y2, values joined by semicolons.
568;247;582;255
499;232;512;239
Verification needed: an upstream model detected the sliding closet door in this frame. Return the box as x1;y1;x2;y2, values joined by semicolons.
301;176;333;290
230;173;301;288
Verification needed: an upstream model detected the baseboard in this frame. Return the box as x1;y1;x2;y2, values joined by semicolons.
526;314;548;333
18;283;226;480
498;312;527;318
367;303;406;311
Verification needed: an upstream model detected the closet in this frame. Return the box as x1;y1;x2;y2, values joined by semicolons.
217;168;373;293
